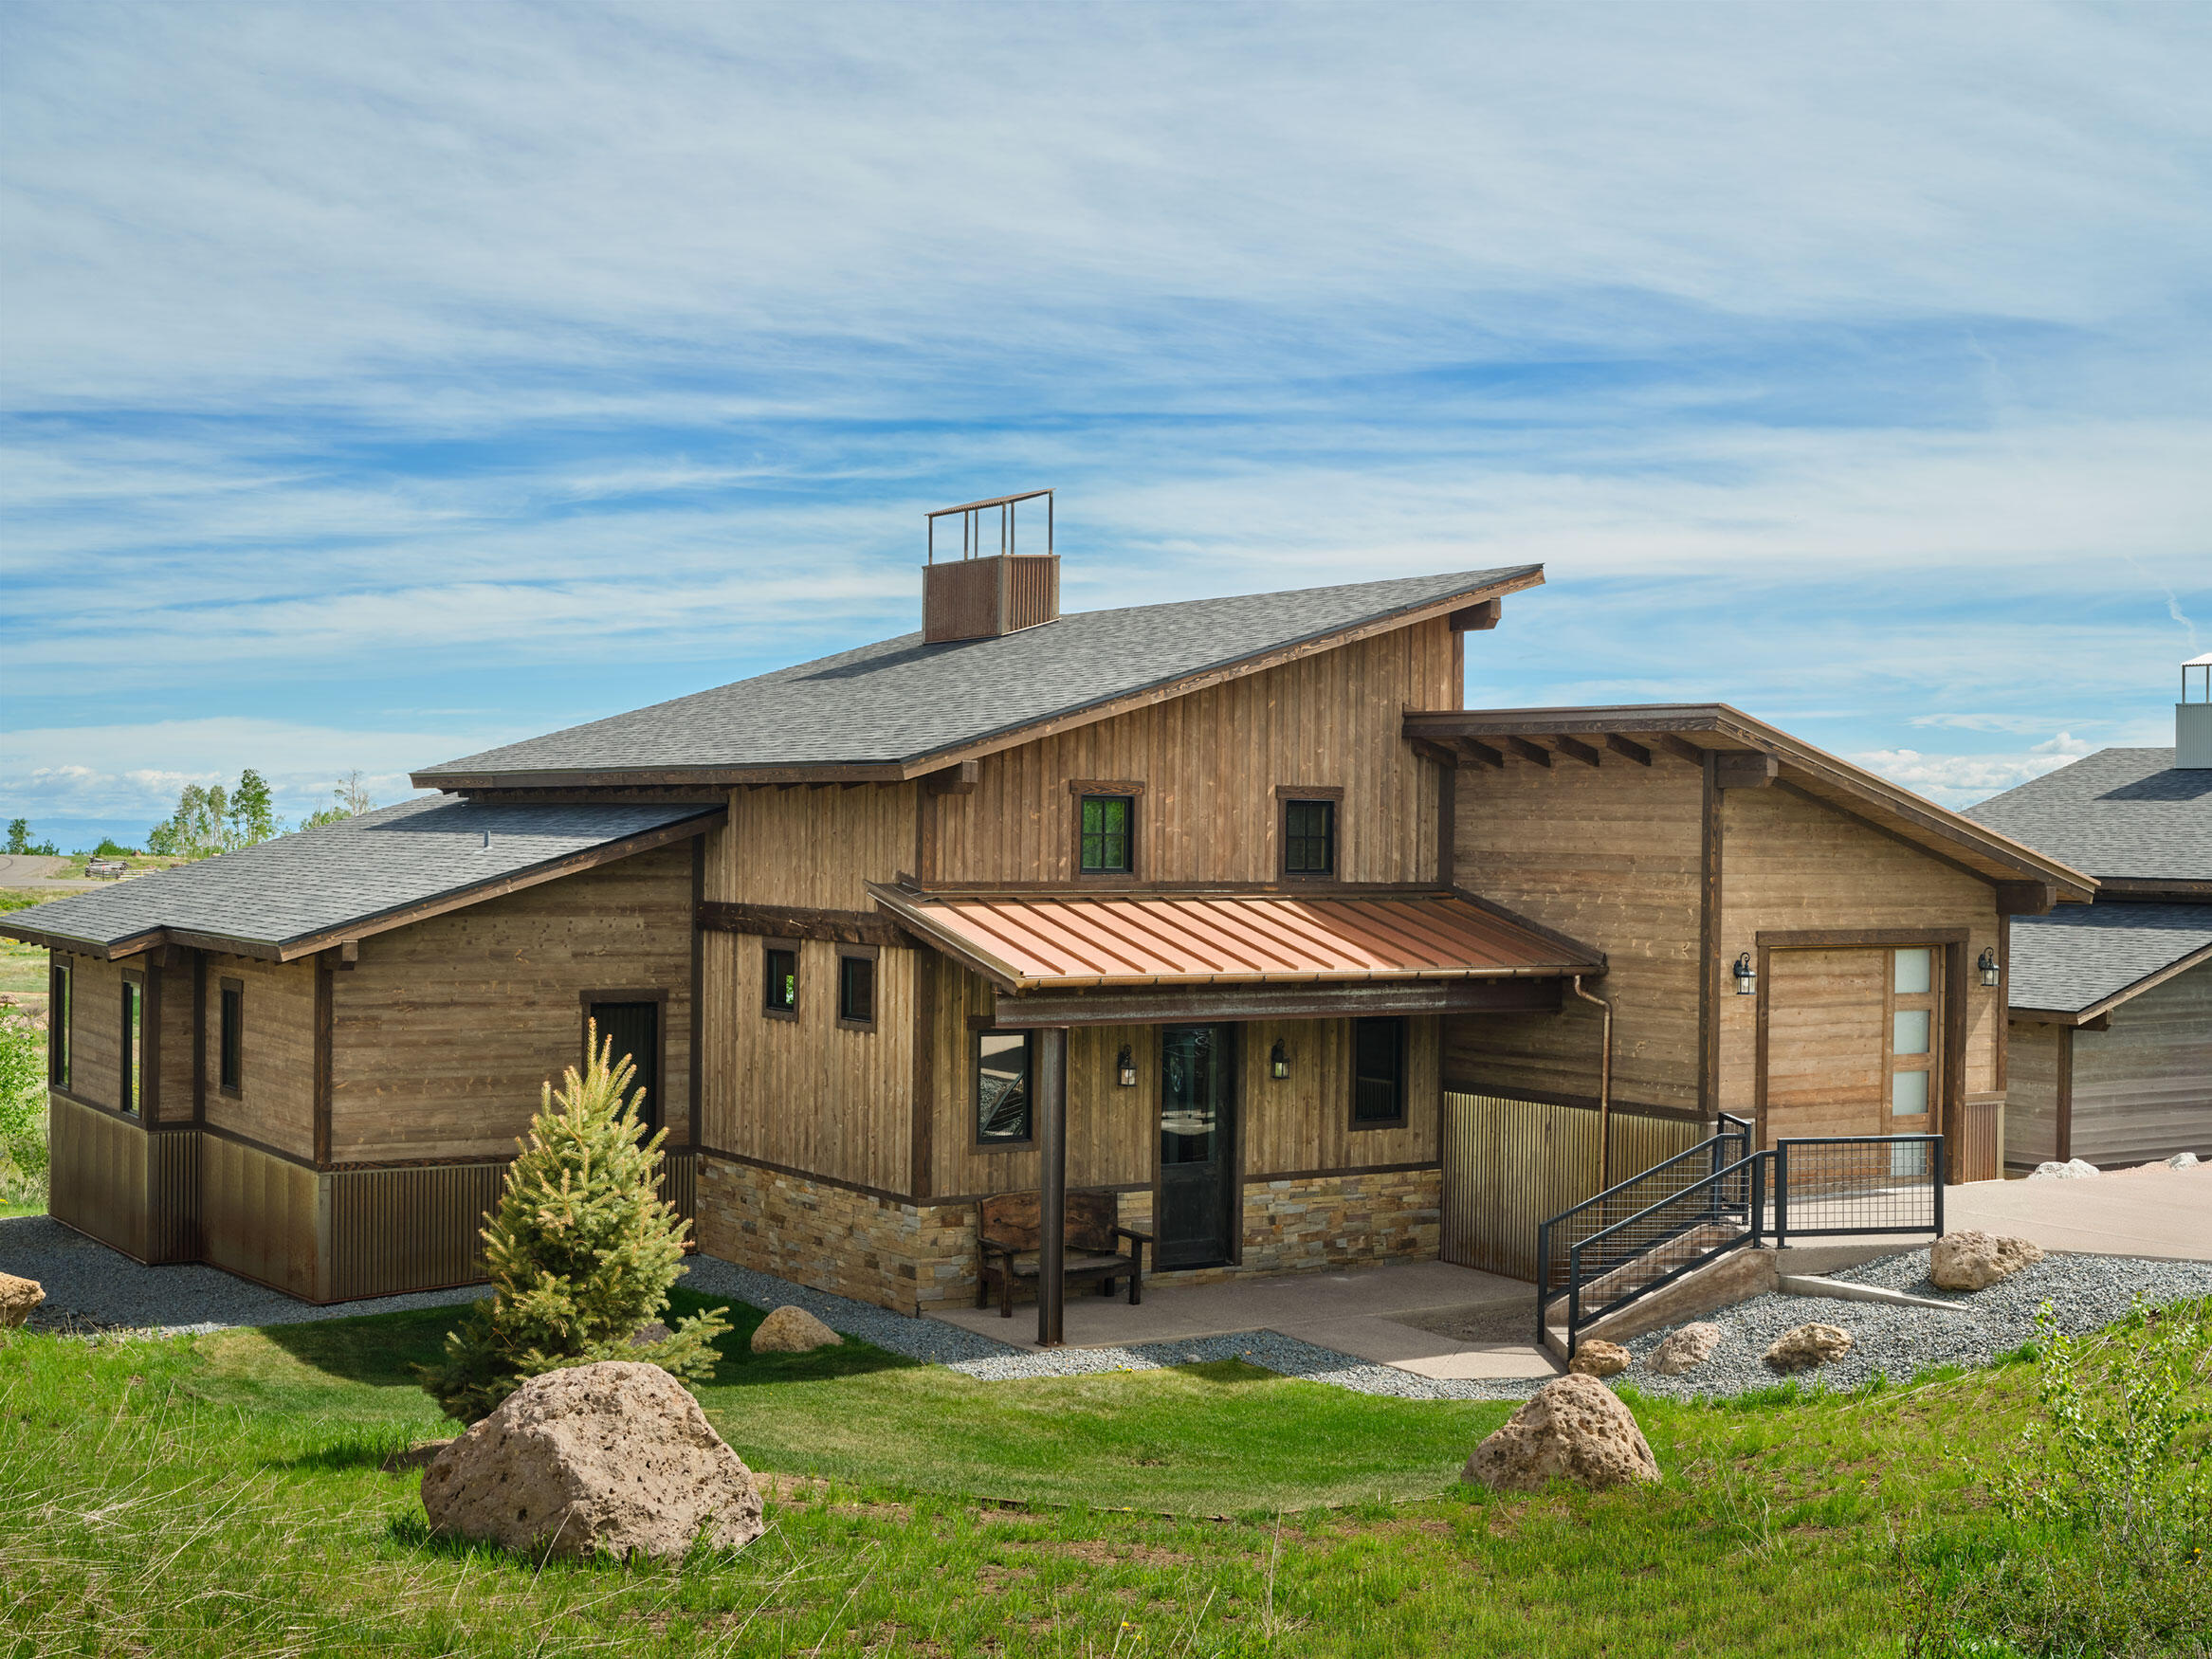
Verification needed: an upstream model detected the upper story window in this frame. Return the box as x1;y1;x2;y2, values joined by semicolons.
1078;794;1134;875
48;960;71;1088
1281;794;1339;878
219;979;245;1094
1351;1015;1406;1128
976;1030;1033;1145
836;947;877;1031
763;943;798;1020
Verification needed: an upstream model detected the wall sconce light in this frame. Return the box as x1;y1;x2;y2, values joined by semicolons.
1270;1040;1290;1080
1978;947;2001;988
1731;953;1758;996
1116;1046;1138;1088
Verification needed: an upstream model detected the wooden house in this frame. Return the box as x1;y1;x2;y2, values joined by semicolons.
8;497;2098;1325
1964;668;2212;1169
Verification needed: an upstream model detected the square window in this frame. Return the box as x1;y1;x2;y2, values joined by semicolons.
763;946;797;1017
1284;799;1336;877
1079;794;1134;875
1892;1069;1930;1115
1892;1008;1930;1056
976;1030;1033;1144
1351;1016;1405;1126
1893;947;1933;995
219;983;244;1092
838;953;876;1028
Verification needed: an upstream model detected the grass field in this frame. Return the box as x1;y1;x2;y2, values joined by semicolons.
0;888;53;999
9;1286;2203;1658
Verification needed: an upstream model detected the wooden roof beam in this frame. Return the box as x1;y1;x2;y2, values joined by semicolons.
1501;736;1553;768
1712;752;1779;790
1546;735;1603;768
1653;734;1707;767
1993;881;2057;918
1448;597;1503;632
1454;737;1506;770
923;759;980;796
1408;738;1461;769
1602;734;1653;766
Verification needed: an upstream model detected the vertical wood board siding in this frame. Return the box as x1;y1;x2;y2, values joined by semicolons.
197;1131;320;1300
713;785;919;907
155;961;196;1124
46;1092;148;1261
326;1162;503;1301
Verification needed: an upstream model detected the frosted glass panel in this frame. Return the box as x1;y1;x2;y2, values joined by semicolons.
1893;1009;1931;1055
1893;948;1932;994
1892;1069;1929;1114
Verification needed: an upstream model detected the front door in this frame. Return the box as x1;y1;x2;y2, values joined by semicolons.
1157;1025;1237;1269
588;1001;661;1138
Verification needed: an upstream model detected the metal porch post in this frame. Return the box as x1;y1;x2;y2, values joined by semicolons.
1036;1025;1069;1347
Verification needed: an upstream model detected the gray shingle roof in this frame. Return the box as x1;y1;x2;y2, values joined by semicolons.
413;566;1540;782
1964;749;2212;882
2005;902;2212;1015
3;797;716;957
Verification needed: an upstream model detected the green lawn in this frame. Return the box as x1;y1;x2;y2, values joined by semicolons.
3;1289;2205;1658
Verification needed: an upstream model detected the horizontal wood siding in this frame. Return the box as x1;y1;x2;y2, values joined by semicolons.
1445;747;1705;1110
202;954;319;1159
704;933;916;1195
1764;948;1887;1139
933;622;1457;886
199;1131;320;1299
155;959;195;1124
2004;1021;2062;1169
47;1092;147;1261
330;844;692;1164
66;955;126;1116
1719;785;2003;1115
2069;963;2212;1166
1440;1091;1705;1282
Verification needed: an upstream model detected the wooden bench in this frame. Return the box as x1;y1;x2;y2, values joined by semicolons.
976;1190;1151;1319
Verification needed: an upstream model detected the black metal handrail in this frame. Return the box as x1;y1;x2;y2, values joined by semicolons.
1557;1151;1767;1356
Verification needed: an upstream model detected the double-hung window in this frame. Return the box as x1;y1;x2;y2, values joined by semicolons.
1351;1016;1406;1128
1282;796;1338;877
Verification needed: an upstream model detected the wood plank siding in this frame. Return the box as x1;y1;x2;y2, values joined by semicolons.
1761;948;1887;1139
2068;962;2212;1166
63;954;127;1117
329;843;693;1164
47;1091;148;1260
1443;745;1705;1111
201;954;319;1160
2003;1021;2063;1170
199;1130;322;1299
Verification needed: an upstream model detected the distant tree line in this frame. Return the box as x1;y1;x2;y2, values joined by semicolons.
2;771;379;865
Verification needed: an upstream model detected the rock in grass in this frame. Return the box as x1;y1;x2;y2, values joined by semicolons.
0;1273;43;1329
1462;1376;1660;1493
1764;1322;1852;1373
1648;1322;1721;1376
750;1304;843;1355
422;1361;762;1561
1567;1339;1630;1377
1929;1231;2045;1292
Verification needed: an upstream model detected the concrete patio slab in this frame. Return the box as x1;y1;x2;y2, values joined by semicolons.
1944;1162;2211;1261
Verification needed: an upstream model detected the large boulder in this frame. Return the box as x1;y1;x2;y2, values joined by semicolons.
421;1361;763;1561
1462;1375;1660;1493
1648;1322;1722;1376
750;1305;843;1355
1929;1231;2045;1292
0;1273;43;1329
2030;1158;2101;1180
1567;1339;1630;1378
1764;1323;1852;1373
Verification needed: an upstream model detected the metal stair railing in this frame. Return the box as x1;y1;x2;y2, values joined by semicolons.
1553;1151;1766;1356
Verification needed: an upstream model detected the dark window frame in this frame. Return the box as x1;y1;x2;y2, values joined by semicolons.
48;958;70;1088
1349;1014;1408;1130
1067;778;1145;883
119;970;145;1118
761;939;800;1021
973;1027;1036;1149
577;988;671;1134
1276;786;1344;880
218;975;245;1097
835;944;879;1032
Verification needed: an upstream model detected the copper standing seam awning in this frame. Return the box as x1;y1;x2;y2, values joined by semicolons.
867;884;1601;1001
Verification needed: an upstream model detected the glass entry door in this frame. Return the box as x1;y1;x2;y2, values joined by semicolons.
1157;1025;1237;1269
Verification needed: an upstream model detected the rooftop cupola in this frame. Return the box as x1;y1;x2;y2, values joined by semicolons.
923;488;1060;644
2180;652;2212;769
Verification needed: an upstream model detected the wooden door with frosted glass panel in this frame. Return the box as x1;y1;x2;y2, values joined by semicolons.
1764;949;1886;1140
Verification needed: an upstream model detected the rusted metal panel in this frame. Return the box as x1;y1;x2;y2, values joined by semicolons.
146;1129;201;1263
1959;1093;2004;1184
1440;1091;1703;1283
876;889;1600;992
661;1149;697;1231
47;1093;149;1262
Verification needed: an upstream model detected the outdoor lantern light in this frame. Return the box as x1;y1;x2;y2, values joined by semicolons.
1116;1046;1138;1088
1270;1040;1290;1080
1979;947;2001;988
1731;952;1758;996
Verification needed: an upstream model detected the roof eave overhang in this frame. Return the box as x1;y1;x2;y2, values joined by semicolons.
413;568;1545;793
2009;936;2212;1027
1404;703;2098;903
2;809;724;966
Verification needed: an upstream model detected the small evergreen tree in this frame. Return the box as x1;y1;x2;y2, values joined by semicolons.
419;1026;728;1423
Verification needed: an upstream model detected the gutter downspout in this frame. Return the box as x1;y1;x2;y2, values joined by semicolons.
1569;975;1615;1191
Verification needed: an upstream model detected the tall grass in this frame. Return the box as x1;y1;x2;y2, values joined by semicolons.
0;1008;46;1209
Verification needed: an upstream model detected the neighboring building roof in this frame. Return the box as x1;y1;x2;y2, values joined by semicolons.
1399;703;2098;902
2005;902;2212;1023
0;797;722;961
868;886;1600;992
1964;748;2211;890
413;565;1543;790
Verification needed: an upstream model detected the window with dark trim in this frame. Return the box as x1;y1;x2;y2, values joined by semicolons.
120;979;143;1116
836;949;877;1030
1351;1016;1406;1127
1078;794;1134;875
48;960;70;1087
762;944;798;1019
219;979;245;1094
975;1030;1033;1145
1283;798;1337;877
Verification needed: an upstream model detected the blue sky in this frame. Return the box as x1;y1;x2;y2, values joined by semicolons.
3;1;2207;848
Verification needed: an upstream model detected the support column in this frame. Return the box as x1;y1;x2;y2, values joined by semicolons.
1036;1025;1069;1347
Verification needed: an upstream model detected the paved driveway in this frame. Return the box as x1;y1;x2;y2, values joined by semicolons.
1946;1162;2211;1261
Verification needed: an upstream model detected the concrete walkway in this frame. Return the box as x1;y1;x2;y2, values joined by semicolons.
1946;1161;2211;1261
927;1258;1563;1380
